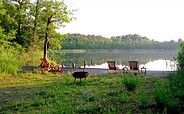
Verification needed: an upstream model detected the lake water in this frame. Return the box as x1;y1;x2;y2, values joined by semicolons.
60;49;178;71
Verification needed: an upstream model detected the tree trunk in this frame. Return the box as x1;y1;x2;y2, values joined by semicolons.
43;32;49;59
43;13;56;59
32;0;39;44
16;0;23;45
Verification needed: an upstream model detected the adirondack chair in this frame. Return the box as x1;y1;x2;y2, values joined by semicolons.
128;61;140;75
107;61;120;73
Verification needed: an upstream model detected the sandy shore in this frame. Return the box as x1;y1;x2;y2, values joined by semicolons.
21;66;175;77
62;68;175;77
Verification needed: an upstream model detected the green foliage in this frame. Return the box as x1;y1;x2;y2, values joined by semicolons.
0;0;75;75
0;46;25;75
0;0;75;54
118;92;128;103
152;79;180;112
122;73;139;91
167;70;184;102
153;80;171;107
0;44;43;75
176;42;184;70
61;33;180;49
139;91;148;107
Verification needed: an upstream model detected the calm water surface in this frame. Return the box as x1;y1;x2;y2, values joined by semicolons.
61;49;178;71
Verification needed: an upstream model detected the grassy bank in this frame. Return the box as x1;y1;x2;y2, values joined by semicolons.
1;72;181;114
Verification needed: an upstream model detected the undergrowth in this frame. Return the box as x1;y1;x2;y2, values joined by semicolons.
0;46;42;76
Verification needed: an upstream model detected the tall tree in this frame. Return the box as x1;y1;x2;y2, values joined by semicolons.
39;0;75;59
11;0;32;47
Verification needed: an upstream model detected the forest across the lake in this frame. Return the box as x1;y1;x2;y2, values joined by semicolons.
61;33;181;49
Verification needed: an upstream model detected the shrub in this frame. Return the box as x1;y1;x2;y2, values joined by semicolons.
153;80;171;107
167;70;184;100
118;93;128;103
139;91;148;107
122;73;139;91
176;42;184;70
153;79;180;112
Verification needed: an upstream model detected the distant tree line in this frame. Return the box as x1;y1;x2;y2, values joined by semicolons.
61;33;181;49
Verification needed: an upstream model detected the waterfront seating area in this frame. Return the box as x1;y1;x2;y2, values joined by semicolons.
21;59;175;77
61;67;173;77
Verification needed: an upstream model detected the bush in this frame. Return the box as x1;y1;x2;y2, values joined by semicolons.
139;91;148;107
176;42;184;70
167;70;184;100
118;93;128;103
122;73;139;91
153;79;180;113
153;80;171;107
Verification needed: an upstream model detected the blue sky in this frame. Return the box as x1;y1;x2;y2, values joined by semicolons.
60;0;184;41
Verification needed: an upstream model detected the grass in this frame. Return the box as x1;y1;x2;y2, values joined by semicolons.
0;73;182;113
0;47;42;76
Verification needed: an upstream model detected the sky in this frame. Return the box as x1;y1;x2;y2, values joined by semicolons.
59;0;184;42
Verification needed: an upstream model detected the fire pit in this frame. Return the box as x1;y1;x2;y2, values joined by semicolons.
72;72;89;83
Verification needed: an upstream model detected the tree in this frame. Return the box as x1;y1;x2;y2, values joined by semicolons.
38;0;75;59
0;0;17;47
12;0;32;47
176;42;184;70
1;0;75;57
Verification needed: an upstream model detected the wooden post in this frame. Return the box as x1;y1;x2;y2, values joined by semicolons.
72;63;75;68
141;67;147;75
83;61;86;72
84;61;86;68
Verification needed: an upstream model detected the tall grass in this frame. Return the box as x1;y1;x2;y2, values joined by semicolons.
0;46;42;75
0;47;24;75
22;50;43;66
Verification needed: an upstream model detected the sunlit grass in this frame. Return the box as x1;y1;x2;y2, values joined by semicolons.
0;47;43;75
0;73;178;113
0;72;62;88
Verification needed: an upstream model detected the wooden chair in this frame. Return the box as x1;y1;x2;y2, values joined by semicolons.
107;61;120;73
128;61;140;75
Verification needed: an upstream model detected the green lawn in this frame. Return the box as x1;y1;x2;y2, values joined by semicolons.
0;72;178;113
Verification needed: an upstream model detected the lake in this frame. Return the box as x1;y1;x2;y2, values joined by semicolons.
59;49;178;71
